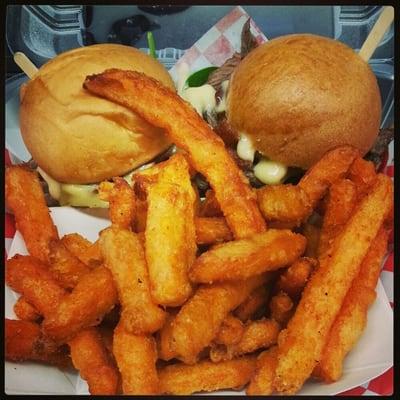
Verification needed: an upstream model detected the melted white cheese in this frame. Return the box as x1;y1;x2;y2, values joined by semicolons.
181;84;216;116
236;133;256;162
37;167;107;208
254;158;288;185
177;65;229;117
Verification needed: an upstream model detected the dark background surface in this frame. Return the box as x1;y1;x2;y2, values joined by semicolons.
6;5;394;75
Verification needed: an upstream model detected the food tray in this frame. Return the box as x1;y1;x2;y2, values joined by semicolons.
5;5;394;396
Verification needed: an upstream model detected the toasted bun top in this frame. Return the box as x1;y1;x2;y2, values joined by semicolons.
20;44;175;184
227;34;381;169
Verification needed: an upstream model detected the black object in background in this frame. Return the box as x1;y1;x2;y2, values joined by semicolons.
138;6;190;15
107;14;160;46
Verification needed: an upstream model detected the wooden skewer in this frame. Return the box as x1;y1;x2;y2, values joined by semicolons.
358;6;394;62
13;51;39;79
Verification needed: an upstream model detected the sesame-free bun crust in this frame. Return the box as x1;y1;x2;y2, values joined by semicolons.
20;44;175;183
227;34;381;169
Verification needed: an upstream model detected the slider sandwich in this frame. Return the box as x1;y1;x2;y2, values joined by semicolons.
19;44;175;206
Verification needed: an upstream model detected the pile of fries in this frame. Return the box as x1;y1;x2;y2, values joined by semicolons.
5;71;393;395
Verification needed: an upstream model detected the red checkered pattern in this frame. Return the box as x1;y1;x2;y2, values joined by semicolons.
204;35;235;66
4;5;394;395
339;367;393;396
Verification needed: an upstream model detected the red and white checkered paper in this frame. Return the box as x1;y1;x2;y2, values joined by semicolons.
4;5;394;396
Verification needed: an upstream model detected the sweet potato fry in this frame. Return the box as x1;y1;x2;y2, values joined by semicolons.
129;211;233;246
273;174;393;394
48;240;91;289
99;177;136;229
302;222;321;259
348;156;377;199
62;234;102;268
247;346;279;395
144;154;196;306
5;165;59;262
158;312;178;361
234;285;270;322
99;227;166;333
210;319;280;362
61;233;92;263
113;323;159;394
80;239;103;267
159;356;257;395
169;275;268;364
133;198;148;233
256;184;312;227
275;258;318;300
195;217;233;245
5;319;71;369
42;266;118;343
318;179;357;260
68;327;119;395
214;314;245;346
189;230;306;283
298;146;359;208
314;227;389;383
269;292;294;327
83;69;266;239
6;255;66;316
199;189;223;217
13;297;41;322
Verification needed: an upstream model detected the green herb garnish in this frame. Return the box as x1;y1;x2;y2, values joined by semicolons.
147;31;157;59
185;66;218;88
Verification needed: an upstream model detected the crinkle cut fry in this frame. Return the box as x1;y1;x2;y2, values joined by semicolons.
159;356;257;395
273;174;393;394
269;292;294;327
169;274;268;364
99;227;166;333
42;266;118;343
210;319;280;362
61;233;92;258
275;257;318;300
83;69;266;239
6;246;118;393
195;217;233;245
68;327;119;395
48;239;91;289
214;314;244;346
113;323;159;395
189;229;306;283
317;179;357;261
234;284;270;322
144;153;196;306
247;346;279;395
314;227;389;383
5;165;59;263
348;156;377;199
5;319;71;369
255;146;359;227
13;296;41;322
298;146;360;208
98;177;136;230
6;255;67;316
256;184;312;226
302;223;321;259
